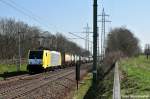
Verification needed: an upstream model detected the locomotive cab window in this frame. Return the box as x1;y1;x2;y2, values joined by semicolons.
29;51;43;59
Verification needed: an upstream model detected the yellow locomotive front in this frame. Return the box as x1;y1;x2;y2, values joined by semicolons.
27;50;62;73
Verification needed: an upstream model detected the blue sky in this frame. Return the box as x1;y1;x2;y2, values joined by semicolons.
0;0;149;50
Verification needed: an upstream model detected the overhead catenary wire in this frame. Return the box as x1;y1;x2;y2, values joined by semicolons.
71;32;93;34
8;0;42;20
1;0;93;52
1;0;92;43
66;38;84;39
68;32;93;44
0;0;57;32
8;0;57;30
68;32;93;55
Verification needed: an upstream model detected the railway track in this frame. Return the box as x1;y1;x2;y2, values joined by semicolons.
0;68;64;88
0;63;92;99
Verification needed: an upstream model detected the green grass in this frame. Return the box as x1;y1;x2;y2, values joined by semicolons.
0;64;27;80
73;73;92;99
119;55;150;95
0;64;27;74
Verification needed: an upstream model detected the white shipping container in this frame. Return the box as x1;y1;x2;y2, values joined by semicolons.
50;51;61;66
75;55;79;62
71;55;75;61
65;54;72;62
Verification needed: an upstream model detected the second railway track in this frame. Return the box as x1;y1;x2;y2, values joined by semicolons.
0;63;92;99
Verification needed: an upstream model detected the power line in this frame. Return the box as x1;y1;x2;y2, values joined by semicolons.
8;0;42;20
0;0;40;24
98;8;111;60
68;32;93;43
70;32;93;34
70;24;93;52
68;32;93;55
0;0;55;32
66;38;83;39
83;23;91;52
8;0;56;29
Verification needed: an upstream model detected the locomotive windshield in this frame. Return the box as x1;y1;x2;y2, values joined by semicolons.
29;51;43;59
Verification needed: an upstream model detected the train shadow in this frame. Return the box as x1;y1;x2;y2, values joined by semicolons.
0;71;28;79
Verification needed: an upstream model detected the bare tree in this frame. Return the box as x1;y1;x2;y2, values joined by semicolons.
0;18;90;61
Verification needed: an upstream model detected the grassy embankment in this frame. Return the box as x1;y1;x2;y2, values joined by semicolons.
119;55;150;95
0;64;27;80
73;73;92;99
76;63;114;99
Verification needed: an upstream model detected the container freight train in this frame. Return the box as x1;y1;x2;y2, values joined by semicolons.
27;50;91;73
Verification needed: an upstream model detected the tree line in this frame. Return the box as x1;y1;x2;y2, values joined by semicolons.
0;18;90;60
106;27;141;58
